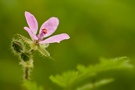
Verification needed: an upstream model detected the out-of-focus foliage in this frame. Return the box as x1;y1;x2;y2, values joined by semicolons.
0;0;135;90
22;81;44;90
50;57;133;90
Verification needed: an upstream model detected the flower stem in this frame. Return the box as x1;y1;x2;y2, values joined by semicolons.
24;67;30;80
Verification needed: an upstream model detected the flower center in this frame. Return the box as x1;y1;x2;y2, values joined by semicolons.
37;28;47;41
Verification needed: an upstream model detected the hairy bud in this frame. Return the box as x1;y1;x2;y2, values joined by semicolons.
21;52;31;62
11;40;23;53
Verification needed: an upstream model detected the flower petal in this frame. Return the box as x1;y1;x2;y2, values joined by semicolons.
24;27;38;40
39;33;70;44
25;11;38;34
38;17;59;38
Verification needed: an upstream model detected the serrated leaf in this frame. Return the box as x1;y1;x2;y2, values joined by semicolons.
50;71;78;87
50;57;133;89
76;78;114;90
77;57;133;80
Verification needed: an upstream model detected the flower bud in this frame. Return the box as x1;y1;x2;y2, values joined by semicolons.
21;52;31;62
11;40;23;53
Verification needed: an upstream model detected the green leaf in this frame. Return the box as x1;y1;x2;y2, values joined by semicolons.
50;71;78;88
50;57;133;89
22;81;44;90
76;78;114;90
77;57;133;79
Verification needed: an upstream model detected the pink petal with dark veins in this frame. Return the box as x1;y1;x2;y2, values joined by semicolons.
24;27;38;40
38;17;59;38
25;11;38;35
39;33;70;44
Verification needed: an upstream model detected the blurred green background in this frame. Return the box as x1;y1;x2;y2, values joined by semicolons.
0;0;135;90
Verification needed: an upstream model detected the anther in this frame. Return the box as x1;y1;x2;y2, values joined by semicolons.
42;28;47;34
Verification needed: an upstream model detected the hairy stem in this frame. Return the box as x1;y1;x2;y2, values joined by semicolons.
24;67;30;80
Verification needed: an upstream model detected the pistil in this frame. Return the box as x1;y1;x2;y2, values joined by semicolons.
37;28;47;40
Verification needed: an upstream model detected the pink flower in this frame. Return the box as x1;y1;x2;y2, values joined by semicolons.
24;11;70;44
